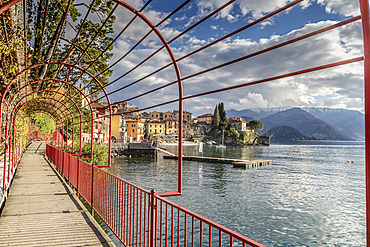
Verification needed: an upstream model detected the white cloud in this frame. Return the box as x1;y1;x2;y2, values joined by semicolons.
317;0;360;17
101;1;365;116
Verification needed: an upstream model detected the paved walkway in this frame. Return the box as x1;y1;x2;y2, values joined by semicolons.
0;141;115;246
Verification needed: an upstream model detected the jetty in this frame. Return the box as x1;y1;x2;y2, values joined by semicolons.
163;155;271;168
0;142;114;246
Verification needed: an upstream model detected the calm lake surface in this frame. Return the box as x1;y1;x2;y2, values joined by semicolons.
107;141;366;246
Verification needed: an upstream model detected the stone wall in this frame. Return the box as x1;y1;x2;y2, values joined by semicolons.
110;143;155;157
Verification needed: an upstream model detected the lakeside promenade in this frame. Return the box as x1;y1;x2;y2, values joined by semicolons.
0;141;114;246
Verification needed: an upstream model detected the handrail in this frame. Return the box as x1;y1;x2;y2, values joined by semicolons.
46;143;266;247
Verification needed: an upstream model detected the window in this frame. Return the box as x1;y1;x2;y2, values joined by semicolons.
160;130;161;133
155;125;157;128
132;124;135;127
150;130;152;133
132;129;135;133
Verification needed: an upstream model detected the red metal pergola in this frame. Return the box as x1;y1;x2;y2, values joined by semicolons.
0;0;370;246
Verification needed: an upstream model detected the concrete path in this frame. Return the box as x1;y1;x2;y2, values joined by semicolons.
0;141;115;246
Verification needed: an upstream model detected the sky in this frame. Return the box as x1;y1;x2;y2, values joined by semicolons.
73;0;366;117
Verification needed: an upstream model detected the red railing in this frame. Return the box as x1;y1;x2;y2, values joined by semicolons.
46;143;265;247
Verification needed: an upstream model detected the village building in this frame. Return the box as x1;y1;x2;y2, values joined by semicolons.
197;114;213;125
229;117;248;132
150;111;162;120
146;120;165;135
164;119;178;135
91;100;110;143
126;119;145;141
173;110;192;122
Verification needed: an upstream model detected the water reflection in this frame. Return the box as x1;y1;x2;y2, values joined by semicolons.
107;142;366;246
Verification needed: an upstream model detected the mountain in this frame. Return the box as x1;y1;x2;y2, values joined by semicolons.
226;109;264;120
260;108;351;140
226;107;291;119
226;107;364;140
267;126;313;141
302;107;364;140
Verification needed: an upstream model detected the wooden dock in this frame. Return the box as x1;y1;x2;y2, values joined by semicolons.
0;142;115;246
163;155;271;168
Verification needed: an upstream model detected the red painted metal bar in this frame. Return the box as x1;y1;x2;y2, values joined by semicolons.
46;145;266;246
22;0;27;69
0;0;21;14
2;61;111;165
70;0;153;90
9;98;70;152
93;0;302;99
113;15;361;105
37;0;49;60
97;0;235;98
73;2;118;66
6;87;82;153
89;0;192;93
120;57;364;115
359;0;370;245
40;0;72;78
3;102;63;193
111;0;183;195
62;0;97;61
11;106;65;152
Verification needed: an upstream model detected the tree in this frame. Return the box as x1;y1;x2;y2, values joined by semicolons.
71;141;109;166
0;12;25;86
247;120;264;131
238;130;249;143
211;104;220;130
230;127;239;140
218;103;227;122
218;102;230;131
27;0;116;96
30;113;56;135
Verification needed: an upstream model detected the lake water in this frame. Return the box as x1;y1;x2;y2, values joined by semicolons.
107;141;366;246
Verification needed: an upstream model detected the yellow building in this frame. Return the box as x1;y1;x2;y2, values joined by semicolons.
146;120;165;135
164;119;178;135
111;114;122;142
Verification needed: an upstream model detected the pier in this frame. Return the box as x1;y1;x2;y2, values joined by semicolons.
163;155;271;168
0;142;114;246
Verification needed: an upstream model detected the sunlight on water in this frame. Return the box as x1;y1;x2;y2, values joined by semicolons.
107;141;366;246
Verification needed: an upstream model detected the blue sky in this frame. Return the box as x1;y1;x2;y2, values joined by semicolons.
75;0;365;116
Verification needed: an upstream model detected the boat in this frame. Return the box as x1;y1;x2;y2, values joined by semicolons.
216;130;226;149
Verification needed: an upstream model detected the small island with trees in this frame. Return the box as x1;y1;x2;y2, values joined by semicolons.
204;103;268;146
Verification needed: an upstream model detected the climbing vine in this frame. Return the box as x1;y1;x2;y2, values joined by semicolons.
0;13;25;87
15;109;29;150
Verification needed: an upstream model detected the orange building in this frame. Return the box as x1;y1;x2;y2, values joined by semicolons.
126;119;145;141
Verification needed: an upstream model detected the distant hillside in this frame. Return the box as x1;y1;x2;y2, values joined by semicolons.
226;109;264;119
302;107;364;140
267;126;313;141
226;107;364;140
260;108;351;140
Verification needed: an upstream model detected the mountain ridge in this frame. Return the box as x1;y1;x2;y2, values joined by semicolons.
226;107;364;140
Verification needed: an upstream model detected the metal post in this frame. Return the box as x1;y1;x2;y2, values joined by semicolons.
360;0;370;245
91;163;95;216
76;158;80;197
150;189;156;247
